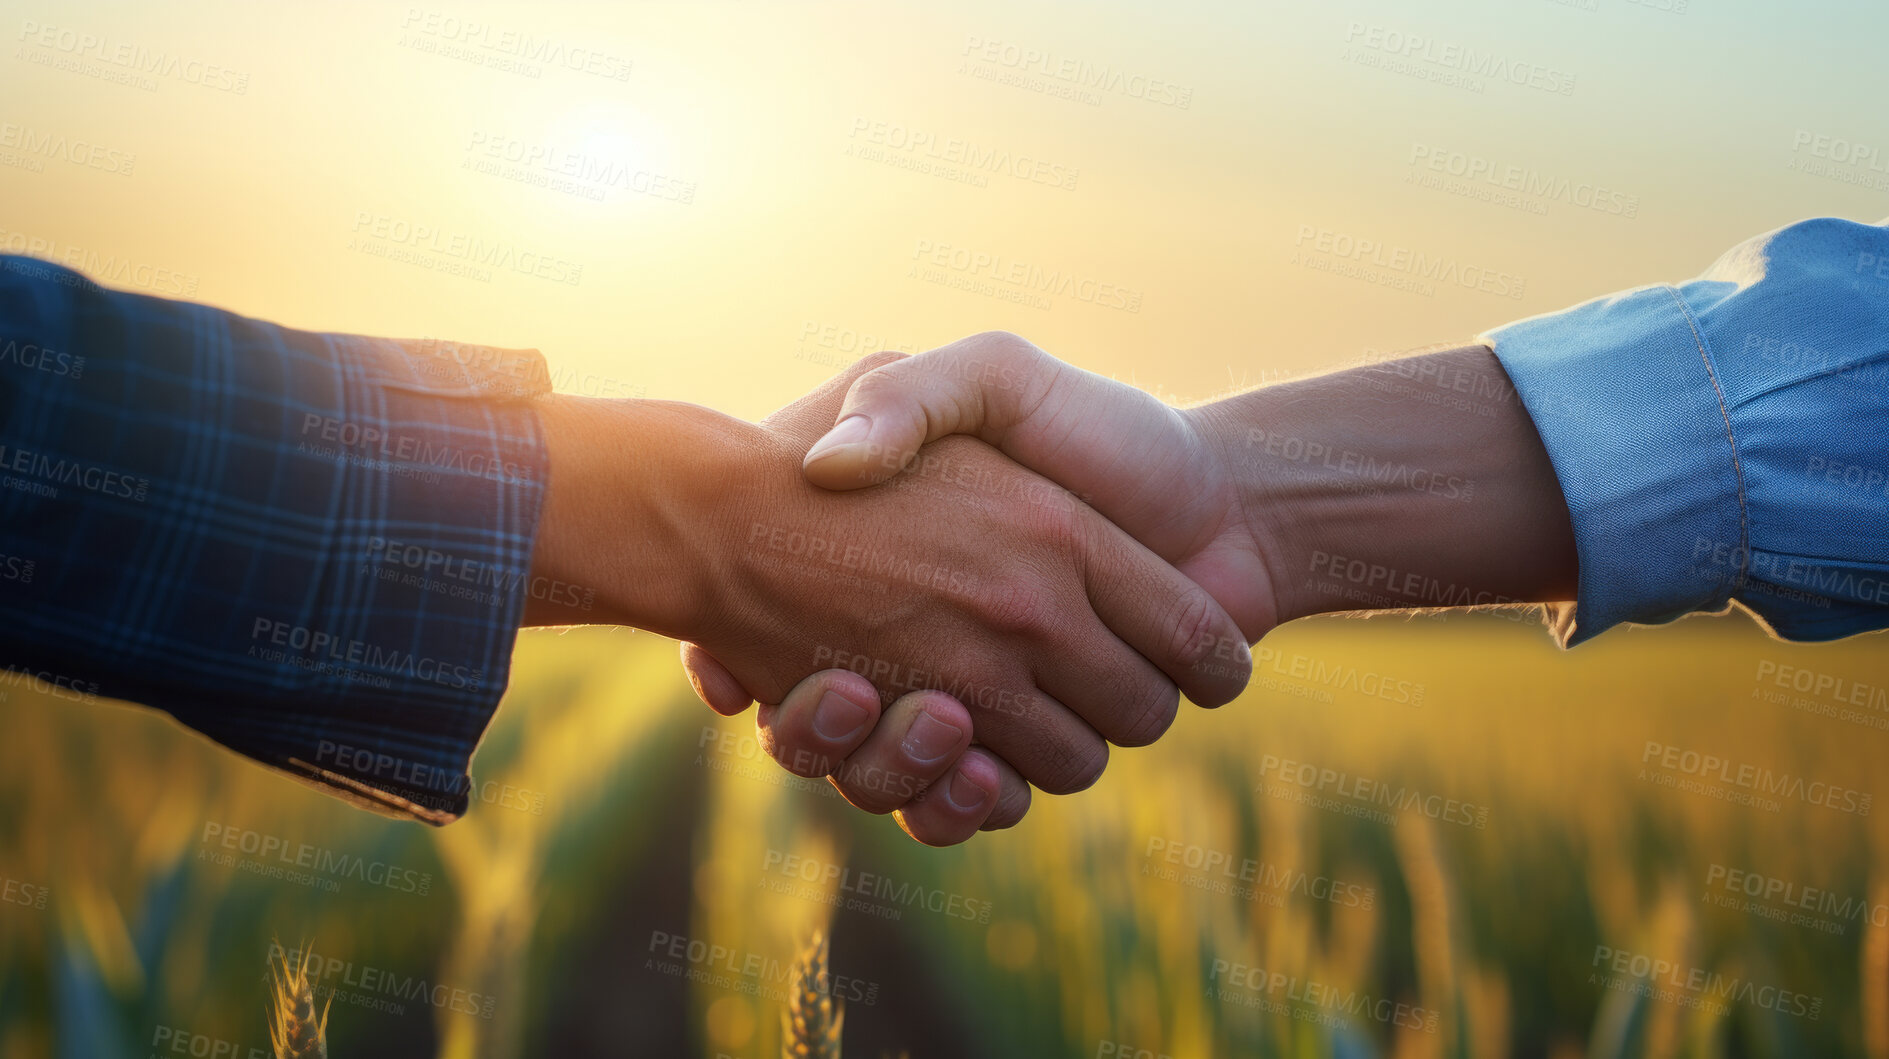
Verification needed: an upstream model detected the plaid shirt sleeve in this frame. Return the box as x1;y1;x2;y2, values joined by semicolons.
0;255;552;824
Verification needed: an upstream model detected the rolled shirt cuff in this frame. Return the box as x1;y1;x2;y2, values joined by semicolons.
1482;285;1746;646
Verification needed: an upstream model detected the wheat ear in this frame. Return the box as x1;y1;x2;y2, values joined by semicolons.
781;930;844;1059
267;940;332;1059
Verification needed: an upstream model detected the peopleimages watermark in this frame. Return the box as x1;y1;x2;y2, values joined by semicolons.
1590;945;1822;1020
846;117;1080;191
792;319;921;370
1787;129;1889;191
1703;862;1889;936
1741;331;1889;392
760;848;993;923
1143;837;1375;909
364;535;592;613
248;618;486;692
1307;549;1532;620
1291;225;1526;300
299;412;534;484
15;19;251;94
695;725;843;803
1253;645;1425;707
463;130;695;204
396;9;632;82
1208;959;1439;1033
1405;142;1637;218
1341;21;1576;96
1860;250;1889;282
748;521;977;598
348;211;584;286
1690;536;1889;606
0;664;98;704
2;875;48;910
910;239;1143;313
0;549;34;585
852;444;1085;517
149;1025;269;1059
1246;427;1475;502
645;929;881;1007
1639;740;1871;816
1257;754;1486;828
1755;660;1887;712
0;442;148;502
1751;658;1889;732
198;821;433;896
956;35;1193;109
0;119;135;176
266;941;495;1020
314;739;546;816
0;336;82;379
808;645;1030;720
0;227;200;296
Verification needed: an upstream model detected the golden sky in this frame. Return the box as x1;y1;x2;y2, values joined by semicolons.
4;0;1885;422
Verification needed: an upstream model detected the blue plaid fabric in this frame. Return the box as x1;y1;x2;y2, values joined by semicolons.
0;256;549;823
1486;217;1889;645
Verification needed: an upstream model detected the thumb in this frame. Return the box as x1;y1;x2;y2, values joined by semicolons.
801;331;1062;490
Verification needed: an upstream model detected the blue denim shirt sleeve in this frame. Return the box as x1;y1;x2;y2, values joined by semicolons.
1483;217;1889;646
0;256;551;822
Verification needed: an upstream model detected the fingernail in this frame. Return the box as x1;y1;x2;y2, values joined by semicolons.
805;414;872;464
946;769;989;812
903;711;964;763
812;691;871;742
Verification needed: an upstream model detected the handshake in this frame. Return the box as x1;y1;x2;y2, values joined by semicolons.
525;331;1580;845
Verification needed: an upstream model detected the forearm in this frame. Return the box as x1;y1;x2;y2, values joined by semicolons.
523;394;752;637
1191;343;1578;625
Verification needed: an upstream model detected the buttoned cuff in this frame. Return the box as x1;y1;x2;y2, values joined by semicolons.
1482;285;1747;646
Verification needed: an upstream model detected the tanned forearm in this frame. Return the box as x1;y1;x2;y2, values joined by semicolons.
1189;343;1578;625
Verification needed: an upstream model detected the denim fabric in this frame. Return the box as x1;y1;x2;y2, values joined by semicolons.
1486;218;1889;645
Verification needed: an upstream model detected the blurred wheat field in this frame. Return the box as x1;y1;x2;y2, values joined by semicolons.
0;612;1883;1058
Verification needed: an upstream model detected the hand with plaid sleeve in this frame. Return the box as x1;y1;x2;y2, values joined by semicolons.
0;256;1251;845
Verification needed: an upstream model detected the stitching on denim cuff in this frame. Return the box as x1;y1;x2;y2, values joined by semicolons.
1663;286;1750;608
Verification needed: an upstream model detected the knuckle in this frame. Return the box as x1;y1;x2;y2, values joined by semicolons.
849;363;910;403
987;783;1031;830
1019;491;1081;550
1036;737;1108;796
1111;684;1181;748
977;574;1056;636
1165;585;1223;677
967;329;1039;366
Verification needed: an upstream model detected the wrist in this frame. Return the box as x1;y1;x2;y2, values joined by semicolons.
525;394;757;636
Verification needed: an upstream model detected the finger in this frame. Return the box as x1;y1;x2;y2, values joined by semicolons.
802;332;1058;490
1078;516;1253;709
754;668;883;778
1035;616;1180;748
893;748;1007;846
828;690;974;814
961;685;1110;796
977;750;1032;830
680;642;754;716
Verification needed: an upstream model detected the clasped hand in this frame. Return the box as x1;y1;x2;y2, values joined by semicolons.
677;333;1275;845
